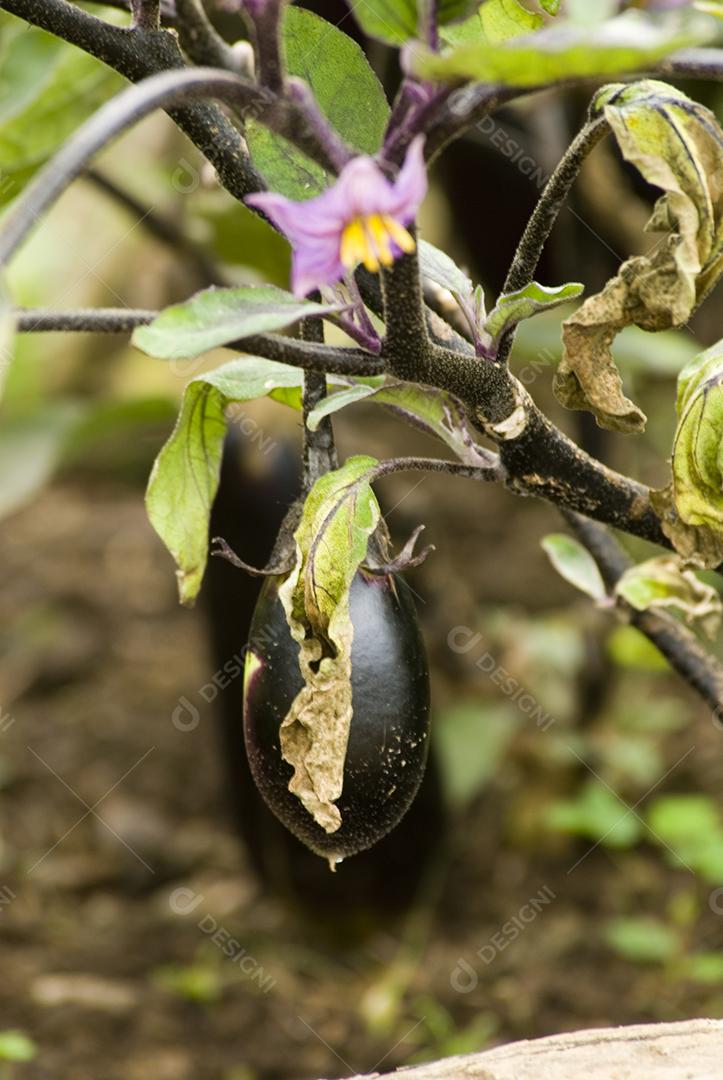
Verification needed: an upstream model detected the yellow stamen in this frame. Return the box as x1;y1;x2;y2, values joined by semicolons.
382;215;415;255
364;214;395;268
339;213;417;274
340;218;367;269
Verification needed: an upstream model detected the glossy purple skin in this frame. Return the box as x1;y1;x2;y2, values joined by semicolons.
243;570;430;860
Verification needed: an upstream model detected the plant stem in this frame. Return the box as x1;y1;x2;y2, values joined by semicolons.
493;114;609;367
242;0;284;91
380;236;431;381
12;308;384;375
563;511;723;718
301;318;338;490
371;455;503;484
130;0;160;30
173;0;242;69
15;308;157;333
502;115;609;295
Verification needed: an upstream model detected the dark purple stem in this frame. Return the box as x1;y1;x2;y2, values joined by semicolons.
243;0;284;90
286;78;354;173
383;84;455;166
422;0;439;51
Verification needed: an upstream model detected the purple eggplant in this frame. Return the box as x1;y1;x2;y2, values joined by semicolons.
243;568;431;863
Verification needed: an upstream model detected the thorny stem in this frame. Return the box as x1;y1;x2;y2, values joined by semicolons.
242;0;284;92
15;308;157;334
563;512;723;718
173;0;243;70
502;115;610;295
130;0;160;30
301;317;338;490
495;114;609;366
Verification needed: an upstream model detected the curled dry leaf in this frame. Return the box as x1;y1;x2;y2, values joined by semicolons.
277;456;380;833
615;555;722;638
555;80;723;433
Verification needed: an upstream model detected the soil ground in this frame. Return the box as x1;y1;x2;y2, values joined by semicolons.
1;473;722;1080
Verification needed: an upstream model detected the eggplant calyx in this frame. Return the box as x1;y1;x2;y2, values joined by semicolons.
364;524;434;576
210;536;294;577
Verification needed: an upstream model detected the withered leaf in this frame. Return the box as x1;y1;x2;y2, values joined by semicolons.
555;80;723;433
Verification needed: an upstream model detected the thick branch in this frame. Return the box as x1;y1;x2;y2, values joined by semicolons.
564;511;723;716
380;238;431;382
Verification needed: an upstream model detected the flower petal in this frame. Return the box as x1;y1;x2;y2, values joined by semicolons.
387;136;427;224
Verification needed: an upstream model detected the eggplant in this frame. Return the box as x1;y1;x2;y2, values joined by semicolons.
243;568;431;864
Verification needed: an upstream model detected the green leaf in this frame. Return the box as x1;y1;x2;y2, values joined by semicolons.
479;0;542;41
132;286;340;361
443;0;542;47
687;952;723;983
546;778;641;848
418;240;475;301
153;963;222;1005
606;625;670;673
246;7;389;197
555;80;723;433
483;281;583;346
564;0;618;23
145;357;307;605
647;794;723;882
0;22;123;207
615;555;722;637
648;794;721;842
193;197;291;285
435;702;521;807
410;11;701;85
539;0;561;13
307;376;495;468
277;456;380;836
605;917;680;964
347;0;417;44
0;1030;37;1063
541;534;606;601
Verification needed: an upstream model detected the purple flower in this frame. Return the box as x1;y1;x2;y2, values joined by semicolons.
246;137;427;297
